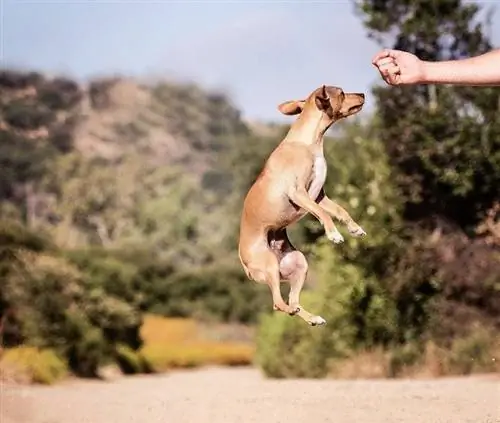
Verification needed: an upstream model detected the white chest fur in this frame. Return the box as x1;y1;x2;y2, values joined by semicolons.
307;155;327;200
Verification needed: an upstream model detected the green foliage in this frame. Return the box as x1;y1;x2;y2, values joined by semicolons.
115;344;151;374
446;327;499;375
37;77;82;110
150;263;270;323
0;221;143;377
2;99;55;130
353;0;500;345
355;0;499;228
0;130;56;201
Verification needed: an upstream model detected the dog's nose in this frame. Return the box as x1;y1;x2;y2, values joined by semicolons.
358;93;365;99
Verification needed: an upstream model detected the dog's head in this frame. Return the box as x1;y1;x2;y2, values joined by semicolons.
277;85;365;121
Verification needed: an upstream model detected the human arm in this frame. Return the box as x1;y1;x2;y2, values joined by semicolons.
372;48;500;86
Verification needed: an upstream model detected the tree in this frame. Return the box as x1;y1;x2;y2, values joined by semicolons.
354;0;500;343
354;0;500;229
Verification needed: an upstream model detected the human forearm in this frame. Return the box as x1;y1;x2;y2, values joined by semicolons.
421;49;500;86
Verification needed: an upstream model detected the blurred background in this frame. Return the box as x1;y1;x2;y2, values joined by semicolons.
0;0;499;387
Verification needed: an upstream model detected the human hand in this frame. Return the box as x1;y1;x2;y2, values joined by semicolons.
372;49;426;85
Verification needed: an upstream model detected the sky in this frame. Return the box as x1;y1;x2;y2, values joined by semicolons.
2;0;500;122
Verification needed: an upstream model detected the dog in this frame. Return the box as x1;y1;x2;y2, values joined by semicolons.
238;85;366;326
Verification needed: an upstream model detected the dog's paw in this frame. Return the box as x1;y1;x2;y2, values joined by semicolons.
326;230;344;244
308;315;327;326
349;226;367;238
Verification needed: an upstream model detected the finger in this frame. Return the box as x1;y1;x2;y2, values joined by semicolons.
372;49;404;65
379;64;401;86
379;63;400;75
386;72;401;85
384;68;401;85
371;49;398;64
372;49;390;64
374;57;396;68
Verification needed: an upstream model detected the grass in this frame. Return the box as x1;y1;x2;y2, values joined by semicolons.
328;331;500;379
0;347;68;385
138;314;254;372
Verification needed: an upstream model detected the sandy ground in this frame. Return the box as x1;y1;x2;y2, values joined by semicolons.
1;367;499;423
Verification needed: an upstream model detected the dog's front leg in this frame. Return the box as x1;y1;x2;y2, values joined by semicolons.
288;188;344;244
317;189;366;238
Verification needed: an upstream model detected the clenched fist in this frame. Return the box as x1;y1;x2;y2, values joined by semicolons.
372;49;426;86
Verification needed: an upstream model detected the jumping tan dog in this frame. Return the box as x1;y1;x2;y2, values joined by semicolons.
238;85;366;326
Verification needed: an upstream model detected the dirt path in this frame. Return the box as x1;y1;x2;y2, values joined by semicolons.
1;367;499;423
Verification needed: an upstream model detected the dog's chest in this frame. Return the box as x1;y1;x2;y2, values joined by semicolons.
307;155;327;200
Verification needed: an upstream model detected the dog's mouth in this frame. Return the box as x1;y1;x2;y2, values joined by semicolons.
348;104;363;114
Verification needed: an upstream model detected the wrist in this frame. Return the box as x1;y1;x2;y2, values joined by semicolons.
420;61;437;84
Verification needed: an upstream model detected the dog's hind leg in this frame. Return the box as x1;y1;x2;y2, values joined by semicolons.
244;247;300;316
275;230;326;326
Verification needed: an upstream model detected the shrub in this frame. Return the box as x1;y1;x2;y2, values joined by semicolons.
37;77;82;110
2;99;55;130
146;263;270;323
0;70;42;89
446;327;500;375
115;344;151;375
50;116;79;153
387;343;422;378
1;224;143;378
0;131;57;199
89;78;118;109
0;347;68;384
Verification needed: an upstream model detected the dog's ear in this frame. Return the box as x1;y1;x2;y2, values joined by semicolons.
277;100;305;116
315;85;330;110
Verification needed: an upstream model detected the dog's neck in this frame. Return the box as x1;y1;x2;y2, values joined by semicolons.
282;108;333;152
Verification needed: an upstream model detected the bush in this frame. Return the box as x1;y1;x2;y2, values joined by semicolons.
50;116;78;153
1;224;143;378
2;99;55;130
37;77;82;110
446;327;500;375
0;70;43;89
115;344;151;375
143;263;270;324
255;302;333;379
0;347;68;384
89;78;118;109
387;343;421;378
0;131;57;199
